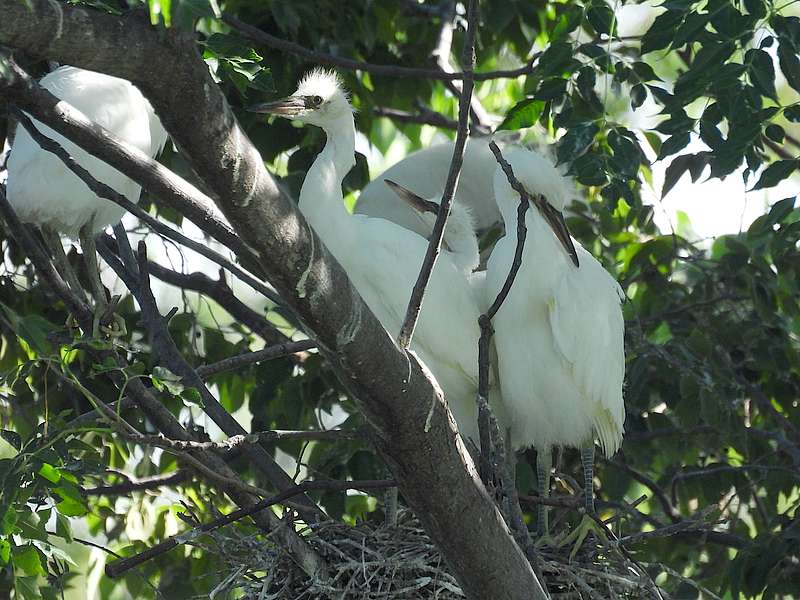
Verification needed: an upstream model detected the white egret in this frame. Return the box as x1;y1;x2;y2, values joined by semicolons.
6;65;168;333
249;69;500;446
485;148;625;547
387;149;626;550
357;138;501;238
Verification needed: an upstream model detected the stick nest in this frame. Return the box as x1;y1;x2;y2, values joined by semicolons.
207;509;663;599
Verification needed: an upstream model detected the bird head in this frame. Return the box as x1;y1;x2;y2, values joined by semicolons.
492;148;573;213
248;69;352;128
384;179;480;272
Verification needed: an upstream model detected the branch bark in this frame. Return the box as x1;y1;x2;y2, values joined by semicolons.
0;4;544;597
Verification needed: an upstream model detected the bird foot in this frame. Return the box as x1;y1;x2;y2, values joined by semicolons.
557;513;608;562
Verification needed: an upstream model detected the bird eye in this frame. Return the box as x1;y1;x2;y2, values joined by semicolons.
309;95;323;107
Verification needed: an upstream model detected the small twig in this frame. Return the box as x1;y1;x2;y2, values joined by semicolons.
105;479;396;579
196;339;317;378
83;471;189;496
119;428;363;452
100;239;325;522
222;14;535;82
604;458;681;523
10;108;282;305
396;0;478;349
373;106;458;130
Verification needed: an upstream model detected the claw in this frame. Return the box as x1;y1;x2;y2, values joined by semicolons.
557;513;609;562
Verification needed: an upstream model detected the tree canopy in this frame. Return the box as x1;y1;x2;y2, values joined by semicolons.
0;0;798;598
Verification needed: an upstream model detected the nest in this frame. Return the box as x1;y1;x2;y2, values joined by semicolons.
205;509;665;599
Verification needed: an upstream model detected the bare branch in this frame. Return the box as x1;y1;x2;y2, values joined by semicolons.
373;105;458;130
396;0;477;349
99;239;325;521
196;339;317;378
84;471;190;496
222;15;535;82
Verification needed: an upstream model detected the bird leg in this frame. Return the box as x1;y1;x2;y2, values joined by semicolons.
79;224;123;338
581;445;595;513
556;445;609;561
535;447;552;537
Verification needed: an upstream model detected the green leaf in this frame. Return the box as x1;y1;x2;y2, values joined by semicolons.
751;160;799;190
657;132;691;159
0;539;9;563
55;513;73;544
641;10;684;54
765;124;785;143
662;154;694;198
556;123;599;165
536;77;568;101
673;12;708;48
552;5;583;40
537;42;574;78
778;41;800;93
151;366;185;396
587;0;615;35
12;545;45;576
36;463;61;484
746;49;777;100
498;98;546;130
632;61;660;82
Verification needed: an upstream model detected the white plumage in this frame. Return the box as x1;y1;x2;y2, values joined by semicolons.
250;69;499;445
7;66;167;236
356;138;500;237
486;148;625;457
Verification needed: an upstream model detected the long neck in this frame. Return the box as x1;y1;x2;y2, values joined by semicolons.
298;112;356;239
446;221;480;273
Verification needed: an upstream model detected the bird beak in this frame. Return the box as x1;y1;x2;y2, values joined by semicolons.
538;201;580;268
247;96;306;116
384;179;441;215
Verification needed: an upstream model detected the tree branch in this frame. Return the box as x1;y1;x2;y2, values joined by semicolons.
222;14;535;82
196;339;317;378
396;0;477;349
373;105;458;130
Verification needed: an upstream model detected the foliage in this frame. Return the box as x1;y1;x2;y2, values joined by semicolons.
0;0;798;598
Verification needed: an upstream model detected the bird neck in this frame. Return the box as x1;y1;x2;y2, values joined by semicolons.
298;112;357;238
445;220;480;273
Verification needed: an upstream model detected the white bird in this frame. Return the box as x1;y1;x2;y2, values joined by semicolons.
485;148;625;543
249;69;502;447
356;138;501;238
386;149;626;549
6;66;168;333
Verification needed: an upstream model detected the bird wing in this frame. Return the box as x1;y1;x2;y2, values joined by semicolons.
547;249;626;456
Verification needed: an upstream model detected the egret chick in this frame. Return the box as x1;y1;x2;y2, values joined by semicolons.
249;70;492;446
7;66;168;334
485;147;625;551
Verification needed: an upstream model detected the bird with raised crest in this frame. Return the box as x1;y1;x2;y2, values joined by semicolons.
6;65;168;335
249;69;505;447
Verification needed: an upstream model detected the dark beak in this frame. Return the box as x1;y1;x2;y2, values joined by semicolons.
384;179;441;215
247;96;305;116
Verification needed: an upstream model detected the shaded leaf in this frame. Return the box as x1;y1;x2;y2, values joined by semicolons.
498;98;546;130
751;160;799;190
